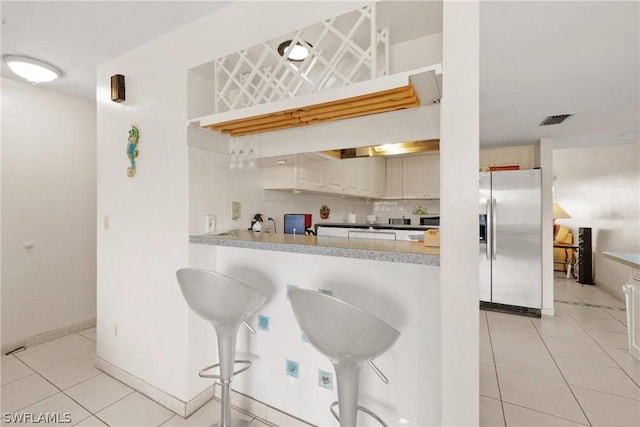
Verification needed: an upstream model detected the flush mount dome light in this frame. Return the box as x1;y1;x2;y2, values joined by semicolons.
277;40;311;62
3;55;61;83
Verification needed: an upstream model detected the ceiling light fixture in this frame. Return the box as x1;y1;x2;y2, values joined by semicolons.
277;40;311;62
3;55;61;83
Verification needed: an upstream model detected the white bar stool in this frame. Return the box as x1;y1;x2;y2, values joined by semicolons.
176;268;266;427
288;289;400;427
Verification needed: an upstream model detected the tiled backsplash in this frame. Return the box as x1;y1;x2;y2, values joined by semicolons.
373;200;440;225
189;146;439;234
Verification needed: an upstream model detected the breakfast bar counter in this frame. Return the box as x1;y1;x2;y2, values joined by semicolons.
188;231;441;425
190;231;440;265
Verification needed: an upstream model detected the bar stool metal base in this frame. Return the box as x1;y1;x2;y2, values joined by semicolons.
210;421;252;427
199;360;252;379
330;401;389;427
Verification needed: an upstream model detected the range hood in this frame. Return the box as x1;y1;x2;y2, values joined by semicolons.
323;139;440;159
190;65;442;137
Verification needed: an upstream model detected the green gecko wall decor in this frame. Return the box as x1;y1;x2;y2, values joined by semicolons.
126;125;139;177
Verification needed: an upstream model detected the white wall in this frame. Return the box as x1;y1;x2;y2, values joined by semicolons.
96;0;372;404
539;139;555;315
553;142;640;298
440;1;479;425
1;78;96;345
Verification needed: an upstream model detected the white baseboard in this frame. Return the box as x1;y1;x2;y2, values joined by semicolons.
95;357;311;425
95;357;211;418
2;318;96;356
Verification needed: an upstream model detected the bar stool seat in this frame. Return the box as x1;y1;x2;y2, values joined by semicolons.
288;289;400;427
177;268;266;427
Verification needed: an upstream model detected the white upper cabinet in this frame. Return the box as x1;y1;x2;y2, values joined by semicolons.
480;145;534;170
385;157;403;198
264;153;440;199
401;154;440;199
369;157;387;198
296;161;324;192
402;155;428;198
424;154;440;199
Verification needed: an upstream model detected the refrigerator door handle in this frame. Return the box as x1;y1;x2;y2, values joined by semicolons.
492;199;497;259
485;199;491;259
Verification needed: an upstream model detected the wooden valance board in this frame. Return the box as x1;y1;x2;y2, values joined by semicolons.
192;64;442;138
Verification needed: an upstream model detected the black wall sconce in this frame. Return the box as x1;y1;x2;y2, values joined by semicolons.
111;74;125;102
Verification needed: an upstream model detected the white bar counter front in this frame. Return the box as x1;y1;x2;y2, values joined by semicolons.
188;231;441;426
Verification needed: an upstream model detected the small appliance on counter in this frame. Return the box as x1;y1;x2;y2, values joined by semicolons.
389;217;411;225
420;215;440;226
284;214;312;235
249;213;263;232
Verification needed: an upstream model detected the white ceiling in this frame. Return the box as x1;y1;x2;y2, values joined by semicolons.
480;1;639;149
1;1;230;101
1;1;638;150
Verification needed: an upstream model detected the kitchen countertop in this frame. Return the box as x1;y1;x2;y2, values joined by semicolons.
190;231;440;265
603;252;640;269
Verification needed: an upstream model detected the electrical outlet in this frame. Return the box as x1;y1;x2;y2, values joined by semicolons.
104;215;110;231
113;323;119;339
205;215;216;233
232;201;241;221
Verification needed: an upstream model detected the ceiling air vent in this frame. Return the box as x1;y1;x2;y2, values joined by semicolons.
539;114;574;126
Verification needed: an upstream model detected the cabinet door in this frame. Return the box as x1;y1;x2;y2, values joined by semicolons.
324;160;346;193
262;165;294;189
370;157;386;198
485;146;534;169
342;158;361;196
358;158;372;197
424;154;440;199
385;157;403;198
402;155;428;198
295;161;324;191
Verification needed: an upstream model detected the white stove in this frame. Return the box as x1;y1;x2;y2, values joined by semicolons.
316;225;438;241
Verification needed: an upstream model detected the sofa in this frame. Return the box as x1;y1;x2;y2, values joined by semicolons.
554;225;574;271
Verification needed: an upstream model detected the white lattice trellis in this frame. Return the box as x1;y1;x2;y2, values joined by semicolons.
213;4;389;114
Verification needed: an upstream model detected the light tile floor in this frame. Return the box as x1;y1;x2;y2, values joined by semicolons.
0;328;281;426
481;276;640;427
3;276;638;426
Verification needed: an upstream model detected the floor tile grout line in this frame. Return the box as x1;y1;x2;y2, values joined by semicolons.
14;347;97;373
566;383;640;402
544;303;640;399
531;313;593;426
0;355;37;387
19;345;133;427
20;358;115;426
71;385;136;417
498;400;591;426
22;351;100;388
482;309;507;427
559;301;640;388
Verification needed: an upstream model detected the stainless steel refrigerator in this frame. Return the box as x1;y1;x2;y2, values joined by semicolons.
479;169;542;311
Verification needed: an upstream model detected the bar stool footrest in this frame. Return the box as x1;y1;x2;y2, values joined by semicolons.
198;360;252;379
330;401;388;427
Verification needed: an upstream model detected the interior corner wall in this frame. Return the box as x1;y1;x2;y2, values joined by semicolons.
1;78;97;345
539;139;555;315
440;1;479;425
553;142;640;298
